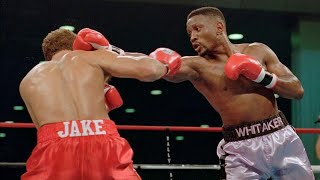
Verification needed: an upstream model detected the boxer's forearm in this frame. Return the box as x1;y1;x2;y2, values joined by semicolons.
136;57;168;81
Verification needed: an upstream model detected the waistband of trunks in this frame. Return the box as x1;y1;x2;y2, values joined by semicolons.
222;111;289;142
37;119;119;143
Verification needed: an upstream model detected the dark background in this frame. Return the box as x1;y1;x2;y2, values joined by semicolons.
1;0;317;179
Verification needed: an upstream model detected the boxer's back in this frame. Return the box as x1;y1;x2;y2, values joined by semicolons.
20;50;109;128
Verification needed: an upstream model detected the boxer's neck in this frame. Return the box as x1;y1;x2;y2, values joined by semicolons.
51;50;71;61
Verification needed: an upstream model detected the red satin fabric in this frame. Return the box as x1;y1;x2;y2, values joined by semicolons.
21;119;141;180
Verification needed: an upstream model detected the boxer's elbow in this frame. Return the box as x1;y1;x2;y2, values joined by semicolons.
294;87;304;100
293;79;304;99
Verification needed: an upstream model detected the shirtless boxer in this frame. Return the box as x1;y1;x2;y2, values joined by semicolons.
149;7;314;180
19;28;181;180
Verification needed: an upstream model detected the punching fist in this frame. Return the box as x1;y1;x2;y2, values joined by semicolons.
149;48;182;76
73;28;110;51
73;28;125;55
104;84;123;112
224;53;277;89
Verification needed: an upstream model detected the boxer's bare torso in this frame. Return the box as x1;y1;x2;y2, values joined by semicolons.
20;50;110;128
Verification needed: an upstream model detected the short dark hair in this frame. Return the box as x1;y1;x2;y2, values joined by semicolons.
42;29;76;61
187;7;226;23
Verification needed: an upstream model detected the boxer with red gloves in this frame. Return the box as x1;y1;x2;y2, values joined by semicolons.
159;6;312;180
20;28;170;180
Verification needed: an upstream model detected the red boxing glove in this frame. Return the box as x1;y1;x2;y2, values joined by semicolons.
104;84;123;112
73;28;110;51
149;48;182;76
73;28;125;55
224;53;278;89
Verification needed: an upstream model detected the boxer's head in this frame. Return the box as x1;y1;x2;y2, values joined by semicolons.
42;29;76;61
186;7;226;56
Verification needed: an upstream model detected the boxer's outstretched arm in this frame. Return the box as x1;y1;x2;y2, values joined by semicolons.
83;50;167;82
246;43;304;99
163;56;200;83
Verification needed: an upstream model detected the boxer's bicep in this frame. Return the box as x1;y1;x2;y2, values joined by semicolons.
264;47;293;79
263;44;303;99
